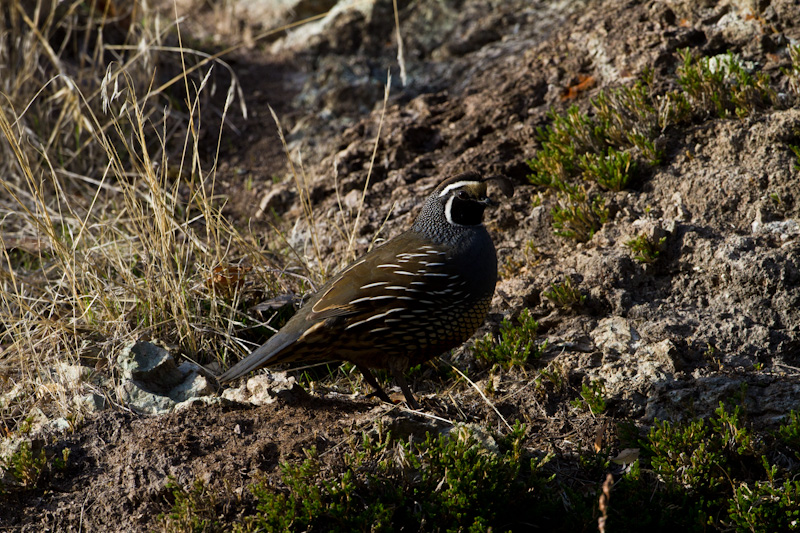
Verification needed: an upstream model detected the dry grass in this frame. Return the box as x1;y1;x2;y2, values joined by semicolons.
0;0;297;435
0;0;406;436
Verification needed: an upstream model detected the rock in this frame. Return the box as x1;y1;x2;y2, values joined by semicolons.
170;364;215;403
46;418;71;433
220;372;297;406
74;393;107;413
343;188;361;210
754;218;800;240
119;380;176;415
174;395;233;412
257;184;294;217
117;341;184;391
591;316;639;358
53;362;86;385
645;374;800;426
273;0;374;52
116;341;214;415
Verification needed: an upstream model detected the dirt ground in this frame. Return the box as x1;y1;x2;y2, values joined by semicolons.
3;0;800;530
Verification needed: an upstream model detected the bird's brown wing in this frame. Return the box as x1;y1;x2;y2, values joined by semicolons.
218;231;471;381
306;232;438;321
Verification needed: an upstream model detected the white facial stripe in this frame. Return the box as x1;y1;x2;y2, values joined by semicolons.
444;195;457;225
438;180;478;197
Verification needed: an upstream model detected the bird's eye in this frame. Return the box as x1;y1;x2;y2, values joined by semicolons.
457;190;469;200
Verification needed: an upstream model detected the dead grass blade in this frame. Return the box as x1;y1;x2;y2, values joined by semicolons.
444;361;513;431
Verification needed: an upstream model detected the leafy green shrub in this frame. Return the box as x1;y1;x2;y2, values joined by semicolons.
570;379;606;415
528;74;663;192
779;410;800;459
579;147;636;191
551;188;609;242
625;233;667;263
647;404;757;491
676;50;776;119
591;79;662;164
157;403;800;533
1;441;69;491
1;441;47;490
474;309;544;369
790;145;800;172
543;277;585;309
639;403;777;529
785;43;800;96
238;425;562;532
159;478;224;533
727;470;800;533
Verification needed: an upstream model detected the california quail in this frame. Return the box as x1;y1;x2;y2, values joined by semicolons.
218;171;513;409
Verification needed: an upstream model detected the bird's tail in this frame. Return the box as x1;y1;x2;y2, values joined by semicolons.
217;330;300;383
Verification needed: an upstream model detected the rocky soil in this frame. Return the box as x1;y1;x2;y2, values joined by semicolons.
2;0;800;530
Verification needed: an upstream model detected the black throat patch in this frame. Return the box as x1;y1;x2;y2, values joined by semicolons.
446;196;487;226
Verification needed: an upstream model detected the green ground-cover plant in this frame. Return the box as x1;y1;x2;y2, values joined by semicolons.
676;50;777;119
160;478;224;533
527;74;661;195
571;379;606;415
551;187;609;242
1;441;70;492
790;144;800;172
785;44;800;95
159;403;800;533
543;277;585;310
473;308;544;369
599;403;800;532
625;233;667;263
635;402;799;531
233;424;563;532
527;47;797;241
727;466;800;533
578;147;636;191
778;409;800;460
1;441;47;490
